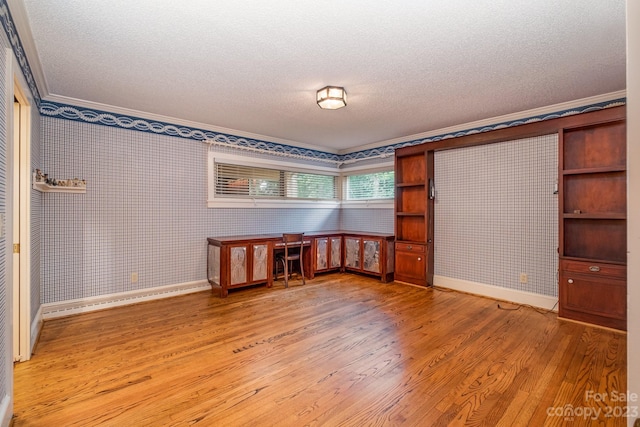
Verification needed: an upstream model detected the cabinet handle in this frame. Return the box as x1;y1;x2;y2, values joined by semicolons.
589;266;600;272
567;279;574;284
407;245;412;250
417;257;422;261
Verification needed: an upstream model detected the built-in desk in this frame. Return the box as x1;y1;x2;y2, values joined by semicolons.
207;231;394;297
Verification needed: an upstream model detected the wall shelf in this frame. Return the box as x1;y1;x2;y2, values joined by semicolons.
32;173;86;193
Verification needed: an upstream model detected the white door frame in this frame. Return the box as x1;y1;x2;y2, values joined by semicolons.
11;73;31;362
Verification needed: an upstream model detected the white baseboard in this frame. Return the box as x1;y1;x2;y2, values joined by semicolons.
42;280;211;319
0;394;12;427
434;275;558;311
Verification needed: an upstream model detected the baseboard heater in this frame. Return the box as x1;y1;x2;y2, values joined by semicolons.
42;280;210;319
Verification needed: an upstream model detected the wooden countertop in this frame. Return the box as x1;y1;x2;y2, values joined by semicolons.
207;230;394;244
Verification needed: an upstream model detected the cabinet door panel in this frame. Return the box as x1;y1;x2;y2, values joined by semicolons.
230;246;247;285
363;239;381;273
395;250;426;282
315;238;328;271
252;244;268;281
330;237;342;268
560;272;626;320
344;238;361;269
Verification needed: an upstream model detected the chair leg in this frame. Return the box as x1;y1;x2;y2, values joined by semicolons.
283;258;289;288
275;257;288;284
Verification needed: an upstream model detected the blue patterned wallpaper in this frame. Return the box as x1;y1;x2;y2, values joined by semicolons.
435;135;558;297
30;104;42;328
41;117;340;303
0;26;9;404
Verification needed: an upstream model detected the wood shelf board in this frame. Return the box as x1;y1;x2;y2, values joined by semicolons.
562;166;626;175
33;181;86;193
563;213;626;219
396;182;426;188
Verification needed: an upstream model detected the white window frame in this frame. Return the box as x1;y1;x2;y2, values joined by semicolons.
339;161;395;209
208;152;341;208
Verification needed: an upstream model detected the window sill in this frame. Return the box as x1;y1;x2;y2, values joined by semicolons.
341;200;393;209
207;198;341;209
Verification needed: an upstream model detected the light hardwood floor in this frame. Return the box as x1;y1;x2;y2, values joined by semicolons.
14;273;628;426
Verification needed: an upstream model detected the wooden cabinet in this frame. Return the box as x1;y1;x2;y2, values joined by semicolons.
395;242;426;284
228;243;270;285
558;119;627;330
207;237;273;297
343;234;394;282
394;147;434;286
313;235;342;273
208;231;394;296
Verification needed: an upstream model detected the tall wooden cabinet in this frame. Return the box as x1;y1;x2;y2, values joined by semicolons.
558;119;627;330
394;146;434;286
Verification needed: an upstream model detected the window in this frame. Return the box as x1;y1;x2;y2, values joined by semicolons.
208;152;394;208
215;163;337;200
284;171;337;199
345;170;395;200
208;152;339;208
215;164;282;197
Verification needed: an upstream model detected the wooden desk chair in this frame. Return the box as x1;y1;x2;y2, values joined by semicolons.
276;233;306;288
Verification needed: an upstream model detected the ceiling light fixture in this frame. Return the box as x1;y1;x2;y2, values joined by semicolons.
316;86;347;110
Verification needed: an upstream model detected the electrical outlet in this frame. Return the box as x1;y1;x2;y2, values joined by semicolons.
131;272;138;283
519;273;528;284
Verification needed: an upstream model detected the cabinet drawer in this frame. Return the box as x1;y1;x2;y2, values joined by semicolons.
395;243;425;253
560;259;626;279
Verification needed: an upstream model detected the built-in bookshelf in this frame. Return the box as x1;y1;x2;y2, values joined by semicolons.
394;146;434;286
558;119;626;330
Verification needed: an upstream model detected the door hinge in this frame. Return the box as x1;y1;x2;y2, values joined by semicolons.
13;243;20;253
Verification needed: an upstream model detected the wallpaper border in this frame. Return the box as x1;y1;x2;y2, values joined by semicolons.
341;98;626;163
40;98;625;165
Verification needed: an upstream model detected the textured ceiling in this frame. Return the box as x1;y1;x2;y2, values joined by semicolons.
19;0;626;152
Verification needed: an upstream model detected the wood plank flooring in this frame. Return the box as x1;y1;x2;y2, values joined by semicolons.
13;273;628;426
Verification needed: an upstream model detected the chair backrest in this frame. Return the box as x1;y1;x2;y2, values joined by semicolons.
282;233;304;257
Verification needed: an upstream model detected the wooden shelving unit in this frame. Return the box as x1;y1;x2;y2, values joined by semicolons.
558;119;627;330
394;146;434;286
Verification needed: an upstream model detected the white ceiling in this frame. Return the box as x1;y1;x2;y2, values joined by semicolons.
17;0;626;153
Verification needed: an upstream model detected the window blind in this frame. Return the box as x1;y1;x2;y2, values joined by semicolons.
215;162;337;200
